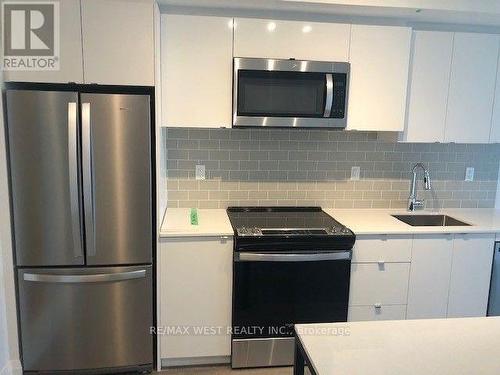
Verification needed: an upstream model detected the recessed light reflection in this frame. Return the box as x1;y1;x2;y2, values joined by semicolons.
300;61;308;72
267;59;275;70
267;22;276;32
302;25;312;33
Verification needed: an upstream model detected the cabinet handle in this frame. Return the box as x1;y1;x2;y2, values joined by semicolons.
374;303;382;309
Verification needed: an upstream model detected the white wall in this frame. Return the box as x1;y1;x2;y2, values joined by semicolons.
0;74;21;375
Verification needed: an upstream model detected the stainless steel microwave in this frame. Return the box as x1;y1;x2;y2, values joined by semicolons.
233;57;350;128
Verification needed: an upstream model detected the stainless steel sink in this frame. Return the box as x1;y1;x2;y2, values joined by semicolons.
392;214;471;227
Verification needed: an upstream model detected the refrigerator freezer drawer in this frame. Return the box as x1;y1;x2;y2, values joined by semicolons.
17;266;153;372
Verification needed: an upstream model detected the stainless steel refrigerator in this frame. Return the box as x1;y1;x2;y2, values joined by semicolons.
4;84;154;373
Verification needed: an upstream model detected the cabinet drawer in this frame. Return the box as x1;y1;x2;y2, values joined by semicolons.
349;263;410;305
348;304;406;322
352;235;412;263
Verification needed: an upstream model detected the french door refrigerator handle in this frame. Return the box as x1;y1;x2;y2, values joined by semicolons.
68;102;83;259
23;270;147;283
82;102;96;257
323;73;333;117
235;251;351;262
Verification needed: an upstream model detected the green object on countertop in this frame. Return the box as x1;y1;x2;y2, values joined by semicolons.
190;208;199;226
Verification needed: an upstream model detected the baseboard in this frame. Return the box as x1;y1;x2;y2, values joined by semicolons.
161;356;230;368
0;360;22;375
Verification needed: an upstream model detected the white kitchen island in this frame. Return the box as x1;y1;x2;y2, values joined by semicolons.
294;317;500;375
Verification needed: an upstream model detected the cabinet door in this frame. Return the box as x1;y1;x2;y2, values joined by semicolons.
490;56;500;143
404;31;453;142
234;18;350;61
348;305;406;322
406;235;453;319
81;0;154;85
444;33;499;143
347;25;411;131
349;263;410;306
3;0;83;83
448;234;495;318
160;237;232;361
162;15;233;128
352;235;412;263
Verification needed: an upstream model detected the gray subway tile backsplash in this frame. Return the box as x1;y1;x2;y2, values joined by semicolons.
164;128;500;209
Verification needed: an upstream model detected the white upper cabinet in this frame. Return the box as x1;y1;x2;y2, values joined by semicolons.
490;56;500;143
444;33;499;143
233;18;350;61
81;0;154;85
347;25;412;131
162;15;233;128
404;31;454;142
3;0;84;83
447;234;495;318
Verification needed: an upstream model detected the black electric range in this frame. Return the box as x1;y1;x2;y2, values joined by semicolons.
227;206;356;252
227;207;356;369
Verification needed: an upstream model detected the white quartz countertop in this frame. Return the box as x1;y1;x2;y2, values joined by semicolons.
324;208;500;235
159;208;233;237
296;317;500;375
160;208;500;237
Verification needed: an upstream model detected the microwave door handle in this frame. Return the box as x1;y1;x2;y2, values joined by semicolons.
323;73;334;118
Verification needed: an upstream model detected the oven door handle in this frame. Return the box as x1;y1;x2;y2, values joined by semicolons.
234;251;351;262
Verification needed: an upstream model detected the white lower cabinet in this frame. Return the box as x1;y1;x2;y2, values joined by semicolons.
348;235;411;322
407;235;454;319
157;232;495;363
351;233;496;323
407;234;495;319
348;305;406;322
352;235;412;263
447;234;495;317
349;263;410;306
159;236;233;365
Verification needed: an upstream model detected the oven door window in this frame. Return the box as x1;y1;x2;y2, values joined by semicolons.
233;258;350;339
237;70;327;118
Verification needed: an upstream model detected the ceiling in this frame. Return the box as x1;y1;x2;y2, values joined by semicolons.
157;0;500;28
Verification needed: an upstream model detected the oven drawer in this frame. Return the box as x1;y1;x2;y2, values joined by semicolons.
349;263;410;305
352;235;412;263
348;304;407;322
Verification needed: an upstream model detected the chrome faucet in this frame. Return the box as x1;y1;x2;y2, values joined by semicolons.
408;163;432;211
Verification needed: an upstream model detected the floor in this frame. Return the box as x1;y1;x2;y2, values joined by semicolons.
155;366;293;374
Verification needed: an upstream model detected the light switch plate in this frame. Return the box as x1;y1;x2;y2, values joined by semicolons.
465;167;474;182
351;166;361;181
195;165;205;180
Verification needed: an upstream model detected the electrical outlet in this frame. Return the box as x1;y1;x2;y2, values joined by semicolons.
465;167;474;182
195;165;205;180
351;166;361;181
